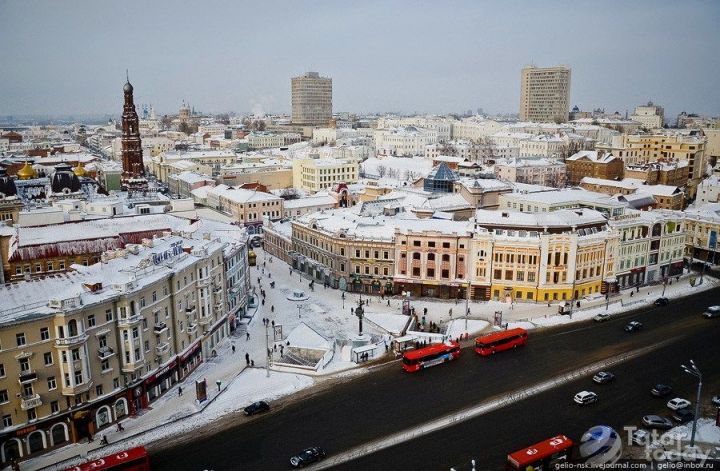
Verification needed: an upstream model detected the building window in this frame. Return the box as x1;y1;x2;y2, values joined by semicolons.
428;241;435;248
113;378;120;389
441;270;449;279
88;315;96;328
101;358;110;371
412;267;421;277
412;253;421;260
47;262;53;271
528;272;536;282
28;408;37;422
105;309;113;322
96;385;103;397
72;349;80;361
144;340;150;352
51;401;59;414
0;390;7;404
413;241;421;247
2;415;12;427
74;371;83;384
47;376;56;390
442;242;450;249
16;333;25;347
40;327;49;340
44;352;53;366
505;270;513;280
0;364;4;377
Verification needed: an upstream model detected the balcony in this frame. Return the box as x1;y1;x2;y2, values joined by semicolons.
20;394;42;411
214;301;224;311
14;351;34;360
98;346;115;360
213;285;223;295
156;342;170;355
154;322;168;334
187;324;198;335
185;306;196;317
121;359;145;374
55;333;89;347
197;278;210;288
19;370;38;384
198;315;212;326
61;380;94;396
117;313;143;327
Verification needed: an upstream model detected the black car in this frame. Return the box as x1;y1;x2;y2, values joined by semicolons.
290;447;326;468
654;297;670;306
651;384;673;397
592;371;615;384
672;408;694;423
624;321;643;332
244;400;270;416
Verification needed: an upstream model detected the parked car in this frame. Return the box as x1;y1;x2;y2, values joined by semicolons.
712;395;720;407
624;321;643;332
651;384;673;397
703;306;720;318
244;400;270;416
672;408;694;423
574;391;599;405
642;415;674;429
654;297;670;306
667;398;691;411
290;447;326;468
593;371;615;384
631;429;650;446
593;313;611;322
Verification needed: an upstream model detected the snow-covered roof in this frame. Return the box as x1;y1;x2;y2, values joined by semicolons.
283;193;336;209
566;150;618;163
474;208;608;229
0;235;225;325
207;185;281;204
170;171;214;185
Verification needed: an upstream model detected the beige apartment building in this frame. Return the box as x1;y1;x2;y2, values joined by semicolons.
630;102;664;129
205;185;283;234
0;235;229;463
291;71;332;126
519;65;571;123
596;134;706;193
292;158;358;192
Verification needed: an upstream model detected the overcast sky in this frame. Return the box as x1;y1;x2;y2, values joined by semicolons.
1;0;719;118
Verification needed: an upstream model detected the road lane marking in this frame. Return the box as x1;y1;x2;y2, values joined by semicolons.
308;337;682;470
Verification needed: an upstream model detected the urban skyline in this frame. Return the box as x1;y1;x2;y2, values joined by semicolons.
1;1;719;118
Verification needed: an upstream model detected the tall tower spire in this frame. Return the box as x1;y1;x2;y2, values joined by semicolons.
120;75;145;188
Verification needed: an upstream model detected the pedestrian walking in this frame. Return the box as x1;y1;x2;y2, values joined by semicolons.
232;345;236;354
387;299;390;306
262;299;265;306
268;273;272;279
449;308;453;318
271;320;275;328
117;422;125;432
271;305;274;313
100;435;109;446
274;344;277;352
245;353;250;365
178;386;183;396
246;331;250;340
280;345;284;355
251;360;255;367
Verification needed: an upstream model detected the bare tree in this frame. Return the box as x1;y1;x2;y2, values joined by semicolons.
279;188;301;200
160;115;173;130
377;164;387;178
216;113;230;125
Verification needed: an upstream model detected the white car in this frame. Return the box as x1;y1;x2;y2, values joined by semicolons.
666;398;691;410
574;390;598;405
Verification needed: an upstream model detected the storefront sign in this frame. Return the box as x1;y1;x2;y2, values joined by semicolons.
180;341;201;362
146;360;177;384
16;425;37;436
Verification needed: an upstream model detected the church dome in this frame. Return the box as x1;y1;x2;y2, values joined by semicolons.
51;164;81;193
124;81;133;93
0;167;17;196
73;161;87;177
17;161;36;180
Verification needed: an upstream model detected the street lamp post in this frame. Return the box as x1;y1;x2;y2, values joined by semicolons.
265;322;271;378
681;360;702;449
464;282;470;331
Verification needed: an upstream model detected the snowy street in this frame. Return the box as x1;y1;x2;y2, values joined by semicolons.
26;248;720;470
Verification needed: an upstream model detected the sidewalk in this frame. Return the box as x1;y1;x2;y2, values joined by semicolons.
28;338;248;471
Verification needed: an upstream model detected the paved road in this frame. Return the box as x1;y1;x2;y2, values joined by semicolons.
149;288;720;470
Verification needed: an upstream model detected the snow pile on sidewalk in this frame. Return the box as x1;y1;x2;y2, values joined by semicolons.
663;418;720;445
206;369;314;416
445;319;490;339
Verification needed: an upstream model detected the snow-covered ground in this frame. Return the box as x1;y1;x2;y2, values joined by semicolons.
361;156;434;180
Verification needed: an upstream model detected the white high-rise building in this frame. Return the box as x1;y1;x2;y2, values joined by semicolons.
519;65;571;123
291;71;332;126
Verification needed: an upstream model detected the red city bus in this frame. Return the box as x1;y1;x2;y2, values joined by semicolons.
506;434;573;470
65;446;150;471
475;328;528;356
402;341;461;372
